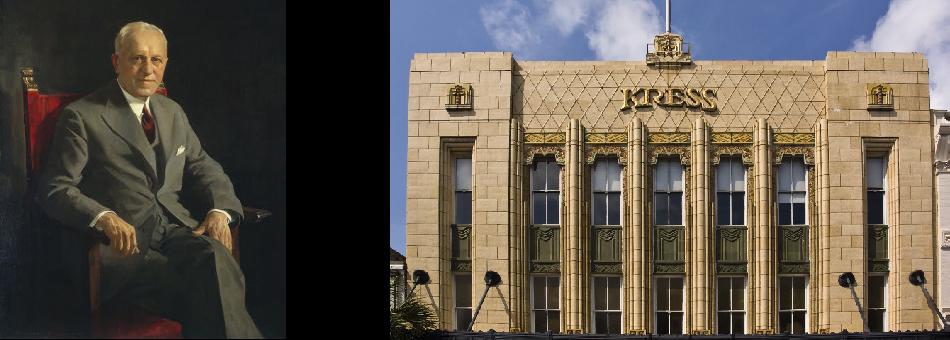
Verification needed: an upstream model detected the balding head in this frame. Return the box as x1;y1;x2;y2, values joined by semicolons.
114;21;167;54
111;21;169;99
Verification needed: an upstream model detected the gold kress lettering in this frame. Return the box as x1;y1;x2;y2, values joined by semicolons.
619;87;717;111
701;88;717;112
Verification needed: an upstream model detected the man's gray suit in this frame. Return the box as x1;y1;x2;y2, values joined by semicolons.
37;81;261;338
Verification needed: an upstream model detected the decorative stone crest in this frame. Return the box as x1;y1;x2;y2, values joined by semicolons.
445;84;473;110
867;83;893;111
646;32;692;67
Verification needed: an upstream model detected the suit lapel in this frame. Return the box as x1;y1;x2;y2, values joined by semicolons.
100;83;158;180
151;96;175;181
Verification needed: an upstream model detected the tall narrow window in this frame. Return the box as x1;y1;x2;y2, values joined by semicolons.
454;274;472;330
653;158;685;315
778;276;806;334
655;277;684;335
532;276;560;333
654;159;683;226
715;158;747;334
455;158;472;224
715;157;745;226
592;276;621;334
532;158;560;225
717;277;746;334
591;157;623;276
592;158;622;226
777;157;808;333
451;157;473;272
866;158;885;225
867;274;887;332
777;159;806;227
866;157;887;332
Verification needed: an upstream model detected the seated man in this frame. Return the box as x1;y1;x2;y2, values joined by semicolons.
37;21;261;338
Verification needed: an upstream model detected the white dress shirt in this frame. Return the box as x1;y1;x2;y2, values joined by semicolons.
88;80;232;229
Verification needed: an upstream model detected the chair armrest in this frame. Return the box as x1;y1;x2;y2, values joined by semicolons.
242;206;272;224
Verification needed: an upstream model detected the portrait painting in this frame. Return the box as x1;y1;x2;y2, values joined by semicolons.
0;0;285;337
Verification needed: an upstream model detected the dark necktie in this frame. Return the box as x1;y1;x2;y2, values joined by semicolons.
142;105;155;143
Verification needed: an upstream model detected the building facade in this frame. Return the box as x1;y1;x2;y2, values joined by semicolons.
404;33;940;334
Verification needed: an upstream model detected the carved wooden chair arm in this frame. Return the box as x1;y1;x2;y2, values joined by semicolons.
242;206;271;225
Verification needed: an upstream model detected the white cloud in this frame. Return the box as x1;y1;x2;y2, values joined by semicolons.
542;0;593;36
851;0;950;109
586;0;661;60
479;0;661;60
479;0;541;58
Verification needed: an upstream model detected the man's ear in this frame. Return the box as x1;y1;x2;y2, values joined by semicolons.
111;53;120;73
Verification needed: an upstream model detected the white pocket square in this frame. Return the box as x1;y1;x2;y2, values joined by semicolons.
176;145;186;156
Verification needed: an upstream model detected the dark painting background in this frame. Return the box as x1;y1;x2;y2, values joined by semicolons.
0;0;285;337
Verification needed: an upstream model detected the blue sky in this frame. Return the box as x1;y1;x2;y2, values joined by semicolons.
390;0;950;254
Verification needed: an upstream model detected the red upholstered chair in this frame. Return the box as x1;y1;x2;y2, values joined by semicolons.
21;68;270;338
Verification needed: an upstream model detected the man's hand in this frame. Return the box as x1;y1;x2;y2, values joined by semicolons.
194;211;232;251
96;212;138;257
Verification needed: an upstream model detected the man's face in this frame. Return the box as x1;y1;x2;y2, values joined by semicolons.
111;30;167;99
